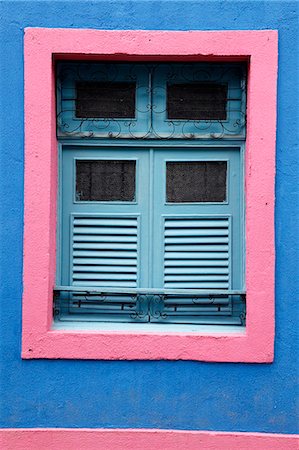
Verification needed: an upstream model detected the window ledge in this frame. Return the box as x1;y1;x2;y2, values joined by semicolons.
52;321;246;334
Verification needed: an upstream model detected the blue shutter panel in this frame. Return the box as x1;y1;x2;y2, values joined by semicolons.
72;216;139;288
164;217;230;289
146;215;238;325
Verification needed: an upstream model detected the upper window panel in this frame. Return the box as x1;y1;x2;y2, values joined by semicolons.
166;161;227;203
76;160;136;202
167;83;227;121
57;62;246;139
57;62;150;138
152;64;246;139
76;82;136;119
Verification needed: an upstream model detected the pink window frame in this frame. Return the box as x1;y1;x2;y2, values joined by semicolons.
22;29;277;362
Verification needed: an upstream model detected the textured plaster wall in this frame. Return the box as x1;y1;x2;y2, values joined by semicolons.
0;0;298;434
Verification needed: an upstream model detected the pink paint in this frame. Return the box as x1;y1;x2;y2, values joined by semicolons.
1;429;297;450
22;29;277;361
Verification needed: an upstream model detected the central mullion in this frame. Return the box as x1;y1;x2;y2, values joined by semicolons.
147;148;155;288
149;67;153;135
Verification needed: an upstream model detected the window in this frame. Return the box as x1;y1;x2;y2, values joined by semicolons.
55;62;246;327
22;29;277;361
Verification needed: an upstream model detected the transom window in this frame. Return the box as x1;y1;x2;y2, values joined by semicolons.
55;62;246;327
57;62;246;139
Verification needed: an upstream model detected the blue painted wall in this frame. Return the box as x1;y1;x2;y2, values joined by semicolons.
0;0;298;433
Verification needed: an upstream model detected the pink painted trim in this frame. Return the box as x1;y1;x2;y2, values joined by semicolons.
23;29;277;361
1;429;298;450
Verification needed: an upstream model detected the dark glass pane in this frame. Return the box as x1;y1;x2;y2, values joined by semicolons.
166;161;227;202
76;82;136;118
76;160;136;201
167;83;227;120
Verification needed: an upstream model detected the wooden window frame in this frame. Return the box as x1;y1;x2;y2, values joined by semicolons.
22;29;277;361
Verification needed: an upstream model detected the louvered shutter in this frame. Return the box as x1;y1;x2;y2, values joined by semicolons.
148;216;240;325
148;216;239;325
62;215;147;322
72;216;138;288
164;217;230;289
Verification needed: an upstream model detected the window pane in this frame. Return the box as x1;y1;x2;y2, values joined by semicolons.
166;161;227;202
76;160;136;201
167;83;227;120
76;82;136;118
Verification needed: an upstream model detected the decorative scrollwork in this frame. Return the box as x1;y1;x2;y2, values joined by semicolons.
149;295;168;320
239;294;246;325
54;289;246;325
57;62;246;140
239;311;246;326
130;294;148;320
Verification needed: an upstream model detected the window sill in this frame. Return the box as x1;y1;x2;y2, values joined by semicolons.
52;320;246;334
21;322;272;362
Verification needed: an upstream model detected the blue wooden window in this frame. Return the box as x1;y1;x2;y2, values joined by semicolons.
55;62;246;326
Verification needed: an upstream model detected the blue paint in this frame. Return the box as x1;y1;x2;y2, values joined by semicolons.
0;0;298;434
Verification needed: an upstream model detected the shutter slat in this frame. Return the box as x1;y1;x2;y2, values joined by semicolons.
74;266;137;273
74;227;137;235
162;282;229;288
73;218;137;227
165;252;228;260
165;237;229;244
73;243;137;250
73;273;137;281
73;235;137;243
165;219;229;228
166;244;228;252
165;275;229;282
73;258;137;266
165;267;229;275
73;280;137;287
73;251;137;258
165;228;228;237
